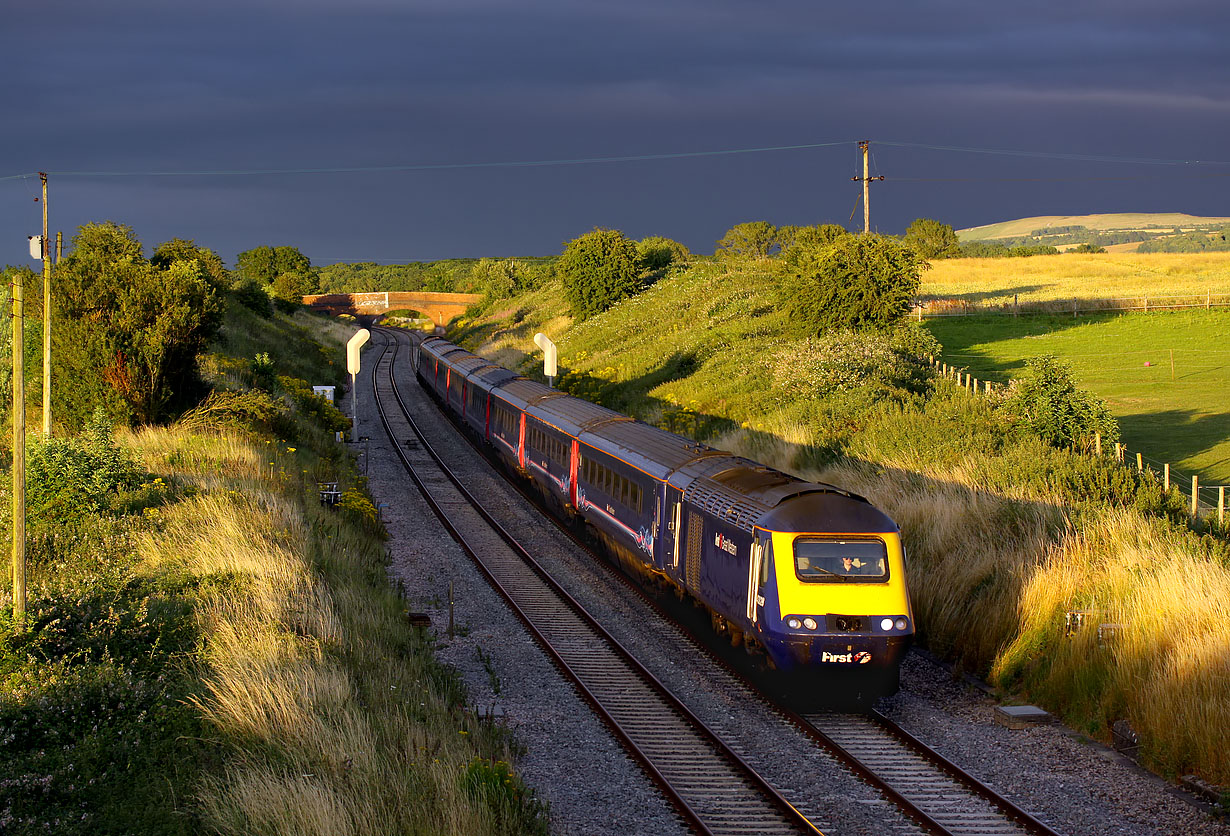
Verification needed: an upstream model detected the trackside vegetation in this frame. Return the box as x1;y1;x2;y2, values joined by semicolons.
449;229;1230;788
1;229;548;833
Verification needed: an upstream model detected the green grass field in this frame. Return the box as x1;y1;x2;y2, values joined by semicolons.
925;310;1230;484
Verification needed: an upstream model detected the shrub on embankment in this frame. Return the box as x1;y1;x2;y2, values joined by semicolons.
451;252;1230;786
2;302;547;834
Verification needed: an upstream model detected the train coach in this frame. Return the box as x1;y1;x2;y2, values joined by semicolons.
415;335;914;698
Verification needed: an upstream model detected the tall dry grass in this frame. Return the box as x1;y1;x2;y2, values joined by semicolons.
125;424;542;835
995;512;1230;781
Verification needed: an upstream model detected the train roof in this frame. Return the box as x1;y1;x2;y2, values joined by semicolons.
526;392;630;437
758;489;897;535
581;419;724;481
490;377;564;411
448;355;494;376
467;364;521;392
421;337;469;362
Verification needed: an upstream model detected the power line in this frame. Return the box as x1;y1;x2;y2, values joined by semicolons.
3;140;856;181
4;138;1230;183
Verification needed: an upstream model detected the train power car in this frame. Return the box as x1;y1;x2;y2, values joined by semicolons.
415;335;914;699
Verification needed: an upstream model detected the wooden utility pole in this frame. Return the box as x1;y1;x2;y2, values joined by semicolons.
852;140;884;234
12;257;26;625
40;172;51;436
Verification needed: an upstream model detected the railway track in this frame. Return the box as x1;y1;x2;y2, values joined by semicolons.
797;711;1062;836
368;328;822;836
370;326;1066;836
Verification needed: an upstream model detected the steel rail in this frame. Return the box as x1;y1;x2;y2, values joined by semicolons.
368;328;823;836
391;328;1067;836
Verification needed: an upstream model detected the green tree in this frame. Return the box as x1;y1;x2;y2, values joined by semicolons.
716;221;778;259
903;218;961;259
151;238;230;291
791;224;851;249
1005;355;1118;449
1070;242;1107;254
270;271;317;304
779;233;924;334
636;236;691;271
558;228;641;320
272;245;312;276
53;222;225;427
236;245;277;284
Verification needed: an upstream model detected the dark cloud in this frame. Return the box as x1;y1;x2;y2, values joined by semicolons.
3;1;1228;266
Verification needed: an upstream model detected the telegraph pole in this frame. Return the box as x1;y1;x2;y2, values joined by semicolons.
851;141;884;234
40;172;51;436
12;247;27;625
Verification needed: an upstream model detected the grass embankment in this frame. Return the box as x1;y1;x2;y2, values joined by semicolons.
922;251;1230;305
925;311;1230;484
1;303;546;834
452;259;1230;787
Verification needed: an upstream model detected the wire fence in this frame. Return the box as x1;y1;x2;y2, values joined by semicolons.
915;291;1230;319
926;356;1229;527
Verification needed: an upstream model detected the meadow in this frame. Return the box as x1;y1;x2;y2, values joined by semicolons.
922;251;1230;306
925;310;1230;485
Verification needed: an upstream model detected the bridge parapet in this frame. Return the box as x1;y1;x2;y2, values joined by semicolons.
303;290;481;326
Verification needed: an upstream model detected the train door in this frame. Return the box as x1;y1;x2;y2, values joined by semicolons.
568;440;580;508
747;531;773;625
662;484;684;570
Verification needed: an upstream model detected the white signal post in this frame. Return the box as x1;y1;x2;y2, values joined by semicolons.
534;332;558;387
347;329;370;442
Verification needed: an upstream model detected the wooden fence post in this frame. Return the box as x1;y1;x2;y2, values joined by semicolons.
1164;463;1170;492
1095;432;1102;456
1136;452;1143;473
1220;486;1225;525
1192;475;1199;518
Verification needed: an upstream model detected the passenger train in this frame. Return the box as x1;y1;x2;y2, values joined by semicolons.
415;335;914;699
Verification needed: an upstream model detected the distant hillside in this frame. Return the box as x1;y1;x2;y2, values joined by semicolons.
957;213;1230;252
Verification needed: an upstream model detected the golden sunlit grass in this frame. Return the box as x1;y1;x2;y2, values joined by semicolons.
994;512;1230;780
120;421;544;834
923;252;1230;305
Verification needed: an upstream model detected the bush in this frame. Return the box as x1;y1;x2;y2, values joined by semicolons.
558;228;642;320
1003;355;1119;450
903;218;961;259
778;233;925;334
24;413;151;525
636;236;690;271
715;221;777;259
230;278;273;317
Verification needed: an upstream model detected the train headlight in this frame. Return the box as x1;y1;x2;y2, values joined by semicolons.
802;617;818;630
786;617;802;629
880;617;894;631
895;617;909;631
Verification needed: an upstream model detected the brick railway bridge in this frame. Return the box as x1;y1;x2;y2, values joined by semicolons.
302;291;481;328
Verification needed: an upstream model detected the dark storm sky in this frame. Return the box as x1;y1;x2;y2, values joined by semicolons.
3;0;1229;268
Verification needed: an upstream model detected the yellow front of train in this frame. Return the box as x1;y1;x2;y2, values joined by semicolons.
754;491;914;698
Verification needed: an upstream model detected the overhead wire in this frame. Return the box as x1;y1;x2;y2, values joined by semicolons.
3;137;1230;182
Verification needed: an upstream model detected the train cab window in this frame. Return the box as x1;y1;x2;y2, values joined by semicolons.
793;538;888;583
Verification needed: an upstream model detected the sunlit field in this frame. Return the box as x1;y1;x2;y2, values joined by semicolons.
922;252;1230;306
925;310;1230;485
